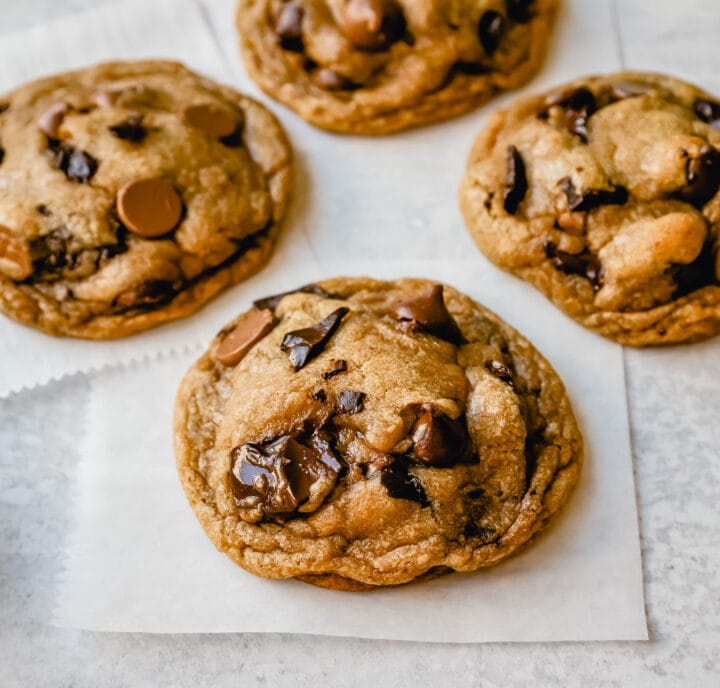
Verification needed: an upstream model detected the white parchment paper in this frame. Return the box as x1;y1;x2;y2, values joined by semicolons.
52;258;648;641
1;0;622;396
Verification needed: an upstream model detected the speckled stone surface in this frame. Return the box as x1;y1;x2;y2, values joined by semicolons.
1;1;720;686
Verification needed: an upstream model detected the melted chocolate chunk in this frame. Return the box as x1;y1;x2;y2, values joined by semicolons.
503;145;528;215
281;307;349;370
0;145;4;166
485;359;514;384
675;145;720;206
541;87;597;142
506;0;534;23
559;177;628;212
671;241;716;297
230;431;343;518
544;241;603;290
336;390;365;414
410;405;471;467
322;359;348;379
109;114;147;142
694;98;720;129
390;284;461;342
478;10;506;55
253;283;333;311
380;461;429;507
30;227;126;277
275;3;304;52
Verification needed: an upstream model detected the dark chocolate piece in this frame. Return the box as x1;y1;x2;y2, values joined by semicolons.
544;241;603;290
541;87;597;142
410;404;471;467
253;283;333;312
230;431;343;518
478;10;506;55
380;462;430;507
693;98;720;129
559;177;628;212
390;284;461;342
336;390;365;414
322;359;348;379
275;3;304;52
675;145;720;206
503;145;528;215
505;0;534;23
109;114;147;142
281;307;350;370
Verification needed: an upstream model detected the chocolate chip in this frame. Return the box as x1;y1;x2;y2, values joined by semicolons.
36;204;51;217
559;177;628;212
216;309;276;367
275;2;304;52
230;431;343;518
380;462;429;507
485;359;514;384
506;0;534;23
340;0;406;51
410;405;471;467
390;284;461;342
322;359;347;379
694;98;720;129
281;307;349;370
253;283;333;312
109;114;147;142
116;177;183;237
336;390;365;414
544;241;603;290
0;145;4;166
478;10;506;55
675;145;720;206
503;145;528;215
541;87;597;142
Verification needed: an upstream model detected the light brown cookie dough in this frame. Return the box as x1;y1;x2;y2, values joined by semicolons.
0;60;292;339
236;0;558;134
174;277;582;590
459;72;720;346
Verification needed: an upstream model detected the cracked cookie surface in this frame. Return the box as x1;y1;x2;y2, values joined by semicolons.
0;60;292;339
174;277;582;590
236;0;558;134
459;72;720;346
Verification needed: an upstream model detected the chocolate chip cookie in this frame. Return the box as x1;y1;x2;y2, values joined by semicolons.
236;0;558;134
459;72;720;346
174;277;582;590
0;60;292;338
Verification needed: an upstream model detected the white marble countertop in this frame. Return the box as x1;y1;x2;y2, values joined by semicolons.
1;1;719;685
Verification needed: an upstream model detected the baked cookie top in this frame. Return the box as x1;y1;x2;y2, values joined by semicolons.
236;0;558;134
0;60;292;339
459;72;720;346
174;277;582;589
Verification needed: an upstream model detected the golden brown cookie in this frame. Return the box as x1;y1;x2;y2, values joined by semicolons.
236;0;559;134
0;60;292;339
174;277;582;589
459;72;720;346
